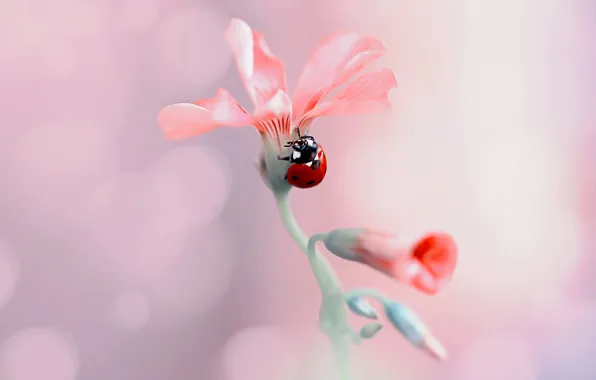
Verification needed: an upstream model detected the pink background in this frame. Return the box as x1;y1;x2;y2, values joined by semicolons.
0;0;593;379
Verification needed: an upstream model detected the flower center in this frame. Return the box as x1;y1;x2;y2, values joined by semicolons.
256;128;297;194
253;116;294;151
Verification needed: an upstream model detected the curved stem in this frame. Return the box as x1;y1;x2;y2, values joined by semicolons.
306;233;332;294
344;288;392;304
275;193;342;291
274;191;351;380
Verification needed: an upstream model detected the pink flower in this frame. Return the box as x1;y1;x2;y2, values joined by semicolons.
157;19;397;190
323;229;457;295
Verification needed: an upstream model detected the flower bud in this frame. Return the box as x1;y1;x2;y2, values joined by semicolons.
359;323;383;339
384;301;447;360
322;228;366;262
322;228;457;295
346;296;378;319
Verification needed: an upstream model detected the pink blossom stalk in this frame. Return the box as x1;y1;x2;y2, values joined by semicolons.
156;18;456;380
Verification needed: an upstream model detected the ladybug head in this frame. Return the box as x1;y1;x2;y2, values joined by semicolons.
286;136;318;153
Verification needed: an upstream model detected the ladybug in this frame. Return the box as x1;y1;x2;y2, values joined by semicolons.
277;131;328;189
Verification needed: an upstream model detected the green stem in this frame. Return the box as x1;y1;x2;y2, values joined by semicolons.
275;193;341;289
333;337;352;380
274;191;351;380
306;233;333;293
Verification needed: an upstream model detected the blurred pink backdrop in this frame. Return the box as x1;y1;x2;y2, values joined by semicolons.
0;0;593;379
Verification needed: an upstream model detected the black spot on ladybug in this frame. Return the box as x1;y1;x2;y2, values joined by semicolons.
291;175;298;180
311;160;321;170
306;180;315;185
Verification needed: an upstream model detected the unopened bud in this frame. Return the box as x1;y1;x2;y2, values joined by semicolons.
322;228;366;262
346;296;378;319
384;301;447;360
359;323;383;339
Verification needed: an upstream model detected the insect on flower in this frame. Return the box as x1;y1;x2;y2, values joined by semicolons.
278;129;327;188
157;18;397;193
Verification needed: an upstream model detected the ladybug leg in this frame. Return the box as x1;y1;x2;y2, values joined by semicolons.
310;159;321;170
277;154;291;161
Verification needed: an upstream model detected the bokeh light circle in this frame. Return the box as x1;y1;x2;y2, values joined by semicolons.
222;326;299;380
115;0;159;32
318;0;400;30
149;145;233;229
155;6;232;89
9;121;118;229
39;41;77;78
108;290;151;332
13;121;117;184
0;240;19;311
0;4;49;55
453;334;539;380
0;327;79;380
48;2;106;41
538;301;596;379
148;222;236;325
84;145;232;283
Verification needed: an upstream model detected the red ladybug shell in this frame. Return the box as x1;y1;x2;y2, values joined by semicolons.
286;146;328;189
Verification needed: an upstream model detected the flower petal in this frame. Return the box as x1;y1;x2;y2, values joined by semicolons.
157;89;252;140
291;32;387;121
392;259;440;295
298;68;397;126
352;230;450;295
354;230;410;272
253;90;292;121
411;233;457;281
225;19;287;108
252;90;293;147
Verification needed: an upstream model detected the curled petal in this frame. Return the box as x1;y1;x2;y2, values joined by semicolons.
225;19;287;108
157;89;252;140
392;259;441;295
359;323;383;339
291;32;387;121
252;90;293;147
384;302;447;360
299;68;397;126
346;296;378;319
391;233;457;294
355;231;458;295
411;233;457;281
